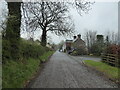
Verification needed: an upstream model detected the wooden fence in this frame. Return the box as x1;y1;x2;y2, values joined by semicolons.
102;54;119;67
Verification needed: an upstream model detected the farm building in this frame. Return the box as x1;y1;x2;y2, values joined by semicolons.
72;34;88;55
62;34;88;55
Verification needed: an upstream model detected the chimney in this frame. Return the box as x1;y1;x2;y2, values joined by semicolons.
77;34;81;39
73;36;77;39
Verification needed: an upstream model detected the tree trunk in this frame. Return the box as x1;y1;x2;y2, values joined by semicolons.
5;2;21;60
41;29;47;46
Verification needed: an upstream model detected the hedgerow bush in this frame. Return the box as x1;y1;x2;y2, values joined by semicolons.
2;39;11;61
106;44;119;54
2;38;51;63
20;39;46;59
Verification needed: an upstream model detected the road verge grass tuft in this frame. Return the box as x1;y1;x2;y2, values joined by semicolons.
84;60;120;83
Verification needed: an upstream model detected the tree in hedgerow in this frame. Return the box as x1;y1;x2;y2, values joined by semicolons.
3;1;22;61
22;0;93;46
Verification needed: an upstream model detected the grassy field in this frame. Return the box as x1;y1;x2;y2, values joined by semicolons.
2;51;54;88
84;60;120;81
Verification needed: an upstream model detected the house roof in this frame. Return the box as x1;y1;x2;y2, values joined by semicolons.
73;38;85;43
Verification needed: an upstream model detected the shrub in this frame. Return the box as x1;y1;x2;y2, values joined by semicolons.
2;38;51;63
71;51;77;56
2;39;11;62
76;48;87;55
90;43;105;56
106;44;119;54
20;39;47;59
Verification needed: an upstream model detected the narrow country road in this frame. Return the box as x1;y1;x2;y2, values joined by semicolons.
30;51;118;88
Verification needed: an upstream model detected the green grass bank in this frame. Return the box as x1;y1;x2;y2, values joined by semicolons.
84;60;120;83
3;51;54;88
2;38;54;88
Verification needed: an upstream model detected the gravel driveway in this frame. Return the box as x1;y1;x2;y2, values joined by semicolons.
30;51;118;88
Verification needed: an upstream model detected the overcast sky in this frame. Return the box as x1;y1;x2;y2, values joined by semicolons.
0;0;119;44
48;1;118;44
70;2;118;35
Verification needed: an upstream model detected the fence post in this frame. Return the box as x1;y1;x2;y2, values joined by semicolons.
115;55;118;67
102;54;119;67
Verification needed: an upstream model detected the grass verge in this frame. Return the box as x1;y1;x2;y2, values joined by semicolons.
39;51;54;62
84;60;120;83
3;51;54;88
3;58;40;88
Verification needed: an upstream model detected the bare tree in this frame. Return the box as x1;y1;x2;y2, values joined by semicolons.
111;31;118;44
0;6;8;37
105;30;118;45
84;30;97;53
22;1;93;46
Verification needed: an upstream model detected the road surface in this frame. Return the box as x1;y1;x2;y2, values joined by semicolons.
30;51;118;88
